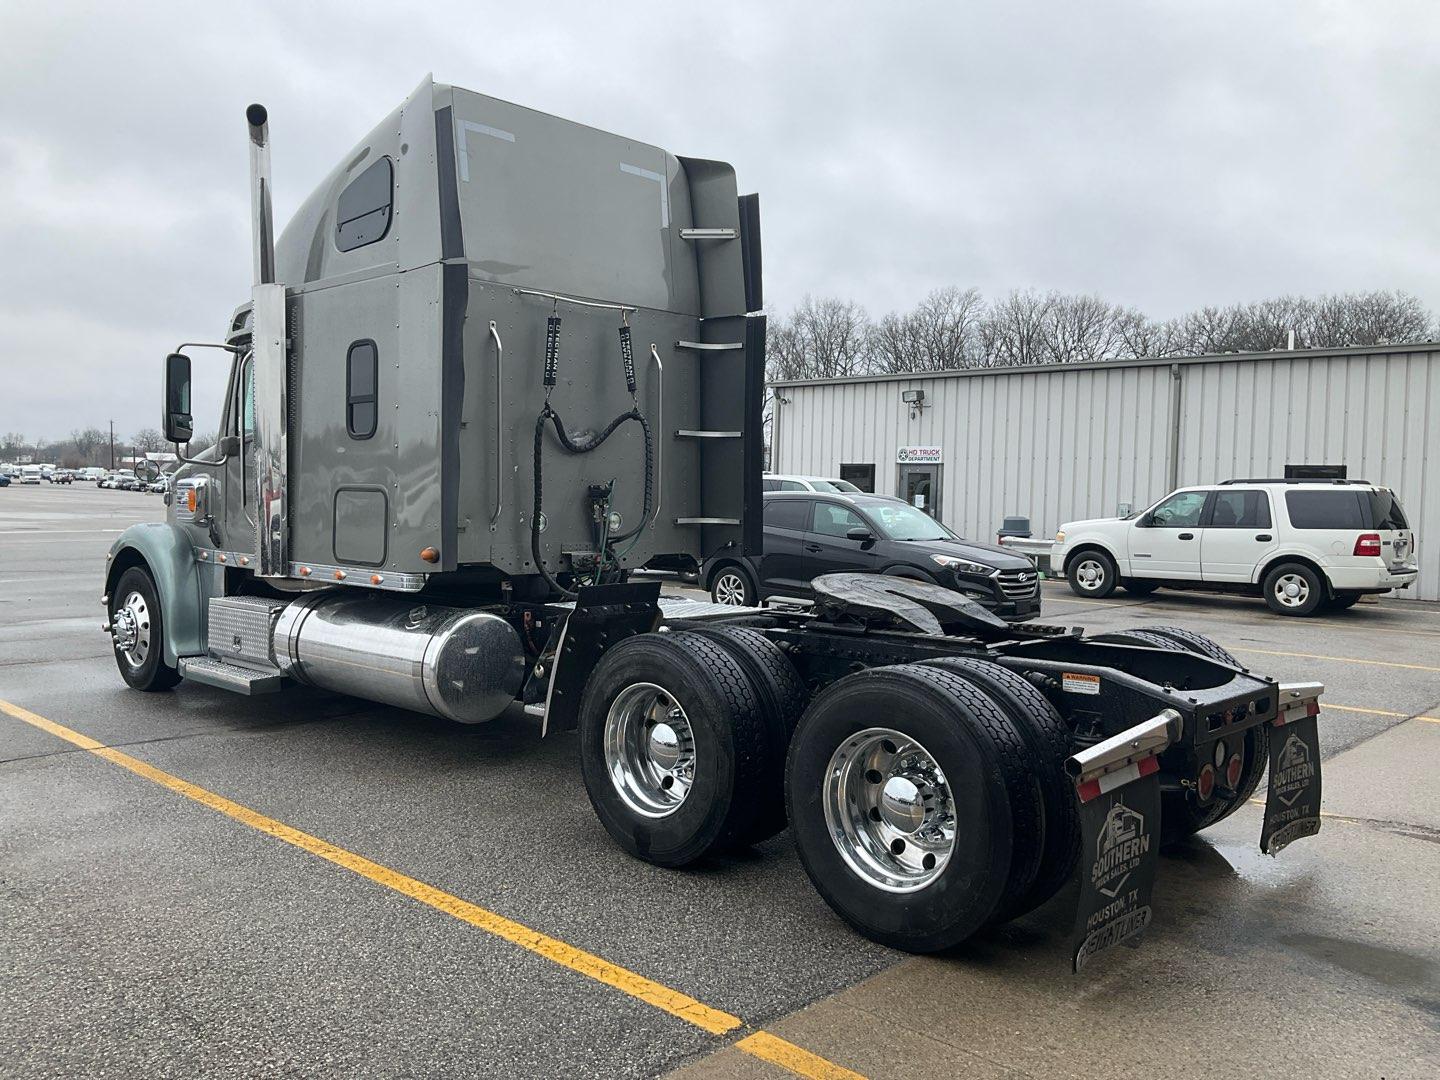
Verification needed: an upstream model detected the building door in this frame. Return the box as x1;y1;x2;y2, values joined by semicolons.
899;465;941;518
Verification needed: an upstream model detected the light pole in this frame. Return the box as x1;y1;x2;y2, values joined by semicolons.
109;420;115;470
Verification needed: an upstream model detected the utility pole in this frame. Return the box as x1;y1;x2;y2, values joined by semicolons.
109;420;115;470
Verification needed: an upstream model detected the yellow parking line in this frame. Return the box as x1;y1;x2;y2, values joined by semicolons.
1223;647;1440;673
0;698;863;1078
1321;704;1409;718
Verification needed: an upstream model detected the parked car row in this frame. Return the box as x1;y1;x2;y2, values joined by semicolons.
0;467;170;493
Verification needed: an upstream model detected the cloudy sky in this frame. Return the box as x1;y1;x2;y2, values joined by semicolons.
2;1;1436;445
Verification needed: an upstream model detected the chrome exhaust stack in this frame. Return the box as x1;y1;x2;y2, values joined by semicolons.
246;103;275;286
246;103;288;576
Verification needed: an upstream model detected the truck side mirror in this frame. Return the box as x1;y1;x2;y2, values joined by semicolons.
164;352;193;443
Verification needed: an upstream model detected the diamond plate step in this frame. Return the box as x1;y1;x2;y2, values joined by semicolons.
178;656;289;695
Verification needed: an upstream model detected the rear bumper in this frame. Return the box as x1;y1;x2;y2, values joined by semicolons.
1327;565;1419;591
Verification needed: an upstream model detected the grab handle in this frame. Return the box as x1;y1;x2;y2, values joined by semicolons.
489;320;503;530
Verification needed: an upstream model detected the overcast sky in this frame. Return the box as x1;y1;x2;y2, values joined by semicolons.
2;1;1437;445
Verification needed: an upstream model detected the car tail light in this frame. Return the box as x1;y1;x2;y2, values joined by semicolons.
1353;533;1381;557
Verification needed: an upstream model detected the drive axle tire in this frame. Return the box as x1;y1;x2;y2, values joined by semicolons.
919;656;1079;920
786;664;1041;953
1108;626;1267;841
686;625;808;845
1263;562;1325;617
1066;550;1117;599
578;632;769;867
109;566;181;692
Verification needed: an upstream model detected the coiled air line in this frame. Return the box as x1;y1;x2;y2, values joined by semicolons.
531;313;654;598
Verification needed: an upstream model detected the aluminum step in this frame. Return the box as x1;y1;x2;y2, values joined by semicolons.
179;656;289;695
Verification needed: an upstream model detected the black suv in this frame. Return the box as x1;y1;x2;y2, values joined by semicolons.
702;493;1041;619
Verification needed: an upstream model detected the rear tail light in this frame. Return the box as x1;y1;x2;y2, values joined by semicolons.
1225;753;1243;790
1196;764;1216;802
1354;533;1381;557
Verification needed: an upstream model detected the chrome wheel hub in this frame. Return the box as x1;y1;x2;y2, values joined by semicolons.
604;683;696;818
713;573;747;605
112;590;151;669
1076;559;1105;590
1275;574;1309;607
823;727;957;893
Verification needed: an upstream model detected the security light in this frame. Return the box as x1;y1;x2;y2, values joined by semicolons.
901;389;925;405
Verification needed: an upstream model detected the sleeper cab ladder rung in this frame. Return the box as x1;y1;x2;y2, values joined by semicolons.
675;429;742;439
674;517;741;526
678;227;738;241
674;340;744;352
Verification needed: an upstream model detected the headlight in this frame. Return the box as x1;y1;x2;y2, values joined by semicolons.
1054;530;1066;543
930;554;991;575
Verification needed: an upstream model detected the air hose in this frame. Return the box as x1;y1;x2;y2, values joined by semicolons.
530;318;655;598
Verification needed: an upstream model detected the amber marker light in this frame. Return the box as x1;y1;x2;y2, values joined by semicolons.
420;547;439;563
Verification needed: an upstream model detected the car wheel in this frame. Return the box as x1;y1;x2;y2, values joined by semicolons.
1066;550;1117;598
1263;562;1324;616
709;563;756;606
109;566;182;691
1122;578;1159;596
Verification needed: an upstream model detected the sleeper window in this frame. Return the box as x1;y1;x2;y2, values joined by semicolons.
335;157;393;252
346;341;378;439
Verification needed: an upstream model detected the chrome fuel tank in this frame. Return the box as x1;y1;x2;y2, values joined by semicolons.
273;592;525;723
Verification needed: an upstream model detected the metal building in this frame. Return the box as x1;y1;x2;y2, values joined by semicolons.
770;342;1439;601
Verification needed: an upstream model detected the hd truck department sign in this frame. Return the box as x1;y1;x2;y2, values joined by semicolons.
896;446;942;464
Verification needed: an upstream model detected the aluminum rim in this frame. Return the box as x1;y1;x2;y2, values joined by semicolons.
1074;558;1107;592
112;589;152;670
822;727;957;893
713;571;748;606
1273;573;1310;608
603;682;696;819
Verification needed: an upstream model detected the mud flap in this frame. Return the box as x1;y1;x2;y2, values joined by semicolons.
1261;682;1324;855
1066;709;1180;973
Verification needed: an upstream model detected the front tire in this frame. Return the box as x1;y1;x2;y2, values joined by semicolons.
109;566;181;692
1263;562;1325;616
578;632;769;867
1066;550;1117;598
709;563;757;606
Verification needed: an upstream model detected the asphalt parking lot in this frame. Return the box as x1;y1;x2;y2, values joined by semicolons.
3;485;1438;1079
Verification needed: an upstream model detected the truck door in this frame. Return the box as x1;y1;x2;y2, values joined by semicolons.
1128;489;1207;578
1201;488;1276;582
804;499;882;583
758;497;813;595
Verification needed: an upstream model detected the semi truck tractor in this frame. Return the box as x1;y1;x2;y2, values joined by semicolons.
105;77;1326;965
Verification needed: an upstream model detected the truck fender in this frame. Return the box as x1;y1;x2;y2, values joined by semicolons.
105;523;210;666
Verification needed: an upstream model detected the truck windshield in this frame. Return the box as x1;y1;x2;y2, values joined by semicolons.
866;502;955;541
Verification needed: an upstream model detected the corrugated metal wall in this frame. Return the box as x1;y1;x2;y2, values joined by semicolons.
772;345;1439;601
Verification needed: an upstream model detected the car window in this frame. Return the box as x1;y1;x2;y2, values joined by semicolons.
1148;490;1208;528
1367;490;1409;530
763;499;809;531
1285;490;1366;529
810;502;866;537
809;479;862;493
779;480;807;491
867;501;955;541
1208;489;1271;529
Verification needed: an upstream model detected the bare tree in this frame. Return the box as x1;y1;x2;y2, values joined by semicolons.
132;428;167;454
979;290;1054;366
766;295;875;381
71;427;106;463
872;286;985;373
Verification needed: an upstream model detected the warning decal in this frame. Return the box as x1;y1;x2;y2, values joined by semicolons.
1063;672;1101;696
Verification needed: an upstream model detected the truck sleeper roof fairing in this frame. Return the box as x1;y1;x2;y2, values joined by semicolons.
263;76;762;589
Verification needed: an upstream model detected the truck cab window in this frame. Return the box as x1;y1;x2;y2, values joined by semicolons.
242;358;255;439
346;341;378;439
335;156;393;252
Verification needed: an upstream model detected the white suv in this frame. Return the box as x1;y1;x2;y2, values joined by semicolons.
1052;480;1417;616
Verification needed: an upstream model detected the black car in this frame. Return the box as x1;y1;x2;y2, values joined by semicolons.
703;492;1042;619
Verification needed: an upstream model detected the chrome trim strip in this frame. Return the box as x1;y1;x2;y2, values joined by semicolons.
1066;710;1183;784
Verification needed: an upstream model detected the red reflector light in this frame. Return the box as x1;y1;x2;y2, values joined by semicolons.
1354;533;1381;557
1197;764;1216;801
1226;753;1243;789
